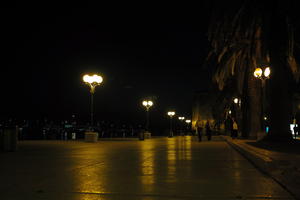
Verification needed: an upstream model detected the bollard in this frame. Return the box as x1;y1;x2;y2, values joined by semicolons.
1;126;18;152
139;131;144;141
85;131;98;142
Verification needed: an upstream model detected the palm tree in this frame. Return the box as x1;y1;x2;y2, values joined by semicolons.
207;0;300;140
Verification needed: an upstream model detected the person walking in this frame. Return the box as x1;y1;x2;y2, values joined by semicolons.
293;125;298;139
232;119;238;139
196;120;203;142
205;120;212;141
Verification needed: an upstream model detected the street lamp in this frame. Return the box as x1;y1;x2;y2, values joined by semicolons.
83;74;103;127
142;100;153;132
253;66;271;80
185;119;191;134
167;111;175;137
254;66;271;131
178;116;185;136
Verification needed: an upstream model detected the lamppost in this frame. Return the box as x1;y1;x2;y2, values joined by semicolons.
254;66;271;131
83;74;103;128
178;116;185;135
142;100;153;132
233;97;241;125
185;119;191;134
167;111;175;137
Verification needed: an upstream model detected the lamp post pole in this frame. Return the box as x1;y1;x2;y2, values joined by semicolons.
185;119;191;134
142;100;153;132
167;111;175;137
90;88;94;126
254;66;270;131
83;74;103;129
178;117;185;135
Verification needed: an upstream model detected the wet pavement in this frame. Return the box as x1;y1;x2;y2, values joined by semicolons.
0;136;295;200
223;136;300;199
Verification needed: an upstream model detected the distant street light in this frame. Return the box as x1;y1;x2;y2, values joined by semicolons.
185;119;191;133
178;116;185;136
142;100;153;132
233;98;239;104
167;111;175;137
83;74;103;127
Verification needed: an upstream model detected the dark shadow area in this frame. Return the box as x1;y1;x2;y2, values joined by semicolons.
246;140;300;155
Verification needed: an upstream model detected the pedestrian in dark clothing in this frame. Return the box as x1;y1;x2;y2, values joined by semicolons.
205;121;212;141
196;120;202;142
293;125;299;139
232;119;238;139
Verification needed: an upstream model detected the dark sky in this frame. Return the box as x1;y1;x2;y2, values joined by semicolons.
1;4;213;131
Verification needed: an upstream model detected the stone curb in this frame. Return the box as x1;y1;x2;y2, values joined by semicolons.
222;136;300;200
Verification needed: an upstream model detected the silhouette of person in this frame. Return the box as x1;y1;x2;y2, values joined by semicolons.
205;121;212;141
232;119;238;139
196;120;203;142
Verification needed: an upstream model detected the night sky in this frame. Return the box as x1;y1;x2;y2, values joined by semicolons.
2;4;213;132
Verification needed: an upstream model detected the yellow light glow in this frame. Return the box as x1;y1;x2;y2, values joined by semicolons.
148;101;153;106
254;68;262;78
142;101;148;106
83;74;103;84
233;98;239;104
142;100;153;108
264;67;271;78
167;111;175;116
83;74;91;83
93;74;103;83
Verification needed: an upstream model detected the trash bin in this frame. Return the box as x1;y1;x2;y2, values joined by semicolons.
144;132;151;139
84;131;98;142
0;126;18;152
139;131;145;141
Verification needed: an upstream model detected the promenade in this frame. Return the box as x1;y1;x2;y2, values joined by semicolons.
0;136;294;200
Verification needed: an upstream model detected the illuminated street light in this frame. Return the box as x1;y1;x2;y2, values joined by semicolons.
254;65;271;131
83;74;103;127
167;111;175;137
142;100;153;132
233;98;239;104
228;110;232;115
185;119;191;124
178;116;185;121
253;66;271;80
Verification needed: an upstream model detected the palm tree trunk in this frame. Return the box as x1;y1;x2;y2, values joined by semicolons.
265;7;293;141
247;72;262;139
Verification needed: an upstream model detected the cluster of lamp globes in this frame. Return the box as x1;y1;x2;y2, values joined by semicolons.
253;66;271;79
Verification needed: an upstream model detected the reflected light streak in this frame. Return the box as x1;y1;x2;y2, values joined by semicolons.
167;139;177;182
184;136;192;160
71;149;107;196
140;141;155;191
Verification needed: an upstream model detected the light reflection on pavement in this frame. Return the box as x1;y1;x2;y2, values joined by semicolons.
0;136;295;200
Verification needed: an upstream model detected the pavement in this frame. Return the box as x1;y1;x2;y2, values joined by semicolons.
0;136;297;200
222;135;300;200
